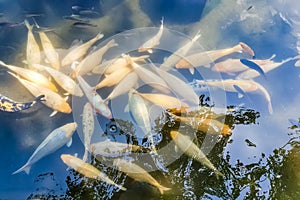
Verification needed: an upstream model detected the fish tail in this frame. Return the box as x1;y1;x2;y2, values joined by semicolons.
214;170;224;179
24;19;33;31
157;185;171;194
106;39;118;48
12;164;31;175
35;95;45;103
239;42;255;58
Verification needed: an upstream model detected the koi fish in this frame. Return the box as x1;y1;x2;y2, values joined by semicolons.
61;154;126;191
8;72;72;116
0;61;58;92
171;114;231;135
35;21;60;70
196;79;273;114
105;71;139;102
92;55;149;75
91;141;144;157
113;158;171;194
138;17;164;53
77;75;112;119
133;90;188;110
160;31;201;71
13;122;77;174
61;33;104;66
94;65;132;89
170;130;223;178
24;20;41;69
0;94;44;112
151;62;199;106
72;39;118;78
211;54;276;75
126;56;170;94
82;102;94;162
33;64;83;96
236;57;293;79
128;89;157;153
175;42;254;74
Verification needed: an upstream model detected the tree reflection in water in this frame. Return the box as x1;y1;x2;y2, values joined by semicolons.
27;102;299;200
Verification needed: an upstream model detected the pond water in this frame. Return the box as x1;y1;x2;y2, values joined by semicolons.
0;0;299;199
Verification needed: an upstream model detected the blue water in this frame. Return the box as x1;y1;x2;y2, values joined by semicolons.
0;0;300;199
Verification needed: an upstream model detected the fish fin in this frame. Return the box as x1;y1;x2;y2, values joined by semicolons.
237;93;244;98
233;84;246;98
124;104;129;112
49;110;58;117
24;19;33;31
268;102;273;115
189;66;195;74
157;185;172;194
12;164;31;175
35;95;46;103
66;138;72;147
214;170;224;179
295;59;300;67
119;185;127;191
192;30;201;42
174;145;178;152
147;49;153;54
269;54;276;60
82;149;88;162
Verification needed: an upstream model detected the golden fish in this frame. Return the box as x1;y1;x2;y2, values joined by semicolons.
9;72;72;116
35;22;60;70
172;115;231;135
0;94;44;112
160;31;201;71
105;71;138;102
0;61;58;92
175;42;254;74
133;90;188;110
61;154;126;191
95;65;132;89
24;20;41;69
33;64;83;96
72;39;118;78
61;33;104;66
92;55;149;75
138;17;164;53
113;158;171;194
170;130;223;178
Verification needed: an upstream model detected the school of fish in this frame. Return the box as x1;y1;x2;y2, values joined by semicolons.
3;16;298;197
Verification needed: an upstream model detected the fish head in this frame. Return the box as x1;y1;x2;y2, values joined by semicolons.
57;101;72;113
61;154;73;165
221;124;232;135
65;122;78;137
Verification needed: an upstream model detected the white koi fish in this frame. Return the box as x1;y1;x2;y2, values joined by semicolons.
236;57;293;79
77;75;112;119
33;64;83;96
73;39;118;78
151;62;199;106
196;79;273;114
92;55;149;75
105;71;138;102
82;102;95;162
160;31;201;71
91;141;144;157
170;130;223;178
126;56;170;94
0;61;58;92
94;66;132;89
176;42;254;74
24;20;41;69
128;89;156;153
13;122;77;174
61;33;104;66
35;22;60;70
138;17;164;54
8;72;72;116
113;158;171;194
61;154;126;191
211;54;276;75
133;90;188;110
